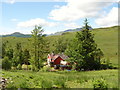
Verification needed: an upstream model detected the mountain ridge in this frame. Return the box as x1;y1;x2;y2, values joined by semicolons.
0;26;118;37
1;32;31;38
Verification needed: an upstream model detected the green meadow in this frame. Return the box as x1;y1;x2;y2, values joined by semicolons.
2;69;118;88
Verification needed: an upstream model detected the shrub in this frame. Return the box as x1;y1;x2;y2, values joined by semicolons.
28;65;32;70
17;64;22;70
93;78;108;89
2;56;11;70
100;58;116;69
22;64;32;70
29;57;38;71
22;64;27;70
40;65;52;72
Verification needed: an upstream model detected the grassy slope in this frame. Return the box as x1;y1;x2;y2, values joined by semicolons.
93;26;118;65
1;26;118;65
47;26;118;65
2;69;118;88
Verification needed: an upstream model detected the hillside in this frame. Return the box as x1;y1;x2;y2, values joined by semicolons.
1;27;93;37
0;26;118;66
1;32;31;38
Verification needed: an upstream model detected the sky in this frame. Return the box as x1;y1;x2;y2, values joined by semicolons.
0;0;119;35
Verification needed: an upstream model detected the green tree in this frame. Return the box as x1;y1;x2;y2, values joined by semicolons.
54;37;69;54
6;48;13;60
2;41;8;58
17;64;22;70
31;25;49;71
2;56;11;70
2;42;6;58
23;49;30;70
12;43;23;68
37;33;49;65
65;18;103;70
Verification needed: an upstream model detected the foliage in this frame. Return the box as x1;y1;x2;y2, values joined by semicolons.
31;25;49;71
12;56;19;67
2;56;11;70
65;19;104;70
23;49;30;65
93;78;108;89
21;64;32;70
29;56;36;71
2;41;9;58
12;43;24;68
0;26;118;67
100;58;117;69
53;37;69;54
40;66;54;72
28;65;32;70
6;48;13;60
17;64;22;70
0;25;118;71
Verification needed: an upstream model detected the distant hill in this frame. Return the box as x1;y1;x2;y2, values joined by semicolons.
50;27;93;36
0;27;93;37
1;32;31;38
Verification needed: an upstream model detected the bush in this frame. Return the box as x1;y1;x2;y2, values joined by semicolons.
29;57;39;71
100;58;116;69
2;56;11;70
28;65;32;70
22;64;27;70
11;67;17;70
22;64;32;70
93;78;108;89
40;65;52;72
17;64;22;70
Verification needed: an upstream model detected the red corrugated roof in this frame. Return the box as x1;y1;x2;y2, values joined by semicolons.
48;53;68;61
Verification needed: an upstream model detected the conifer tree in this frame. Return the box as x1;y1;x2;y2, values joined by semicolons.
31;25;49;71
6;48;13;60
23;49;30;70
2;56;11;70
2;41;8;58
65;19;103;70
12;43;23;67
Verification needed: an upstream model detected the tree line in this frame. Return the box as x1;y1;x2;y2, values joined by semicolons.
2;26;49;71
1;19;114;71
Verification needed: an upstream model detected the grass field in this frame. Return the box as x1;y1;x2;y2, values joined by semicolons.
2;69;118;88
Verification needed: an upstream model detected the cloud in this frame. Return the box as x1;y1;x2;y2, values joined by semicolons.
49;0;116;22
17;18;59;28
95;7;118;27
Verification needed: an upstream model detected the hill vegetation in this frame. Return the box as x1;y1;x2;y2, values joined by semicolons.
0;26;118;67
